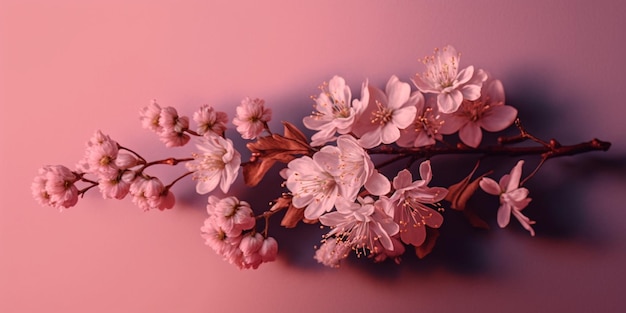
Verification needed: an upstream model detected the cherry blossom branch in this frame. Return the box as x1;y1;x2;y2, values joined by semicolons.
368;138;611;160
32;45;617;270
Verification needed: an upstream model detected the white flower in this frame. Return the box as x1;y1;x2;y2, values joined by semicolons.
412;45;486;114
352;75;418;148
479;160;535;236
303;76;368;146
316;135;390;200
283;154;340;220
186;136;241;194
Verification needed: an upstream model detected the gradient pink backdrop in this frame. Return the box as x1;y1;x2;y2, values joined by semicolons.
2;1;625;312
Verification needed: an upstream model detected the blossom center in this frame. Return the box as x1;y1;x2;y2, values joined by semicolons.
460;100;489;122
413;107;443;138
371;100;393;125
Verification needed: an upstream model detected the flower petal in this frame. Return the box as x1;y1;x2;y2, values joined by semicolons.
380;123;401;144
437;90;462;114
419;160;432;183
506;160;524;192
487;79;505;103
460;83;482;101
400;222;426;246
424;208;444;228
507;187;529;202
497;203;512;228
459;123;482;148
392;169;413;190
512;209;536;236
480;105;518;132
364;171;391;196
386;76;411;109
479;177;501;195
455;65;474;85
358;130;381;149
393;105;417;129
412;75;439;93
439;113;466;134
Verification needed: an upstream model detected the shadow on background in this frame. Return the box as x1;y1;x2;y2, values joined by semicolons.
174;70;623;278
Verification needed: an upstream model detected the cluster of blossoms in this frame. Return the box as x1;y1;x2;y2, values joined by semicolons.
201;196;277;269
32;45;610;269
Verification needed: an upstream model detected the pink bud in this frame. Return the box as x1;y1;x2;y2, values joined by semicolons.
239;233;264;255
259;237;278;262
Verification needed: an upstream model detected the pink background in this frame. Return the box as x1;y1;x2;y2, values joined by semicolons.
2;1;625;312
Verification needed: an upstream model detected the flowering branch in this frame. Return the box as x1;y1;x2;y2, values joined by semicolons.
368;137;610;159
32;45;611;270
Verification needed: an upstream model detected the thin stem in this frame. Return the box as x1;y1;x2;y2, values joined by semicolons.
137;157;194;173
520;157;546;186
375;154;411;169
118;145;147;164
263;121;273;136
185;129;202;137
165;171;194;190
368;138;611;159
78;182;99;197
515;119;550;147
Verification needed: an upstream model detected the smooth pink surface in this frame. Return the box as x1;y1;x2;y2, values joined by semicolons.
2;1;625;312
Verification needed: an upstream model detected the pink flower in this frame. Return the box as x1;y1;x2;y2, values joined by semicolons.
139;99;163;132
319;196;399;254
479;160;535;236
78;130;120;179
439;79;518;148
316;135;390;200
209;196;256;237
258;237;278;262
303;76;368;146
150;189;176;211
129;176;171;211
397;96;445;147
114;153;139;170
98;170;135;199
233;97;272;140
31;165;79;210
185;136;241;194
412;45;485;114
193;104;228;137
158;106;191;147
283;154;340;220
352;75;418;148
390;161;448;246
201;216;243;258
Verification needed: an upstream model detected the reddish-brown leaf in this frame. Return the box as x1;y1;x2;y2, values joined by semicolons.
445;161;492;211
282;121;309;144
242;125;312;186
281;204;305;228
243;159;277;187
